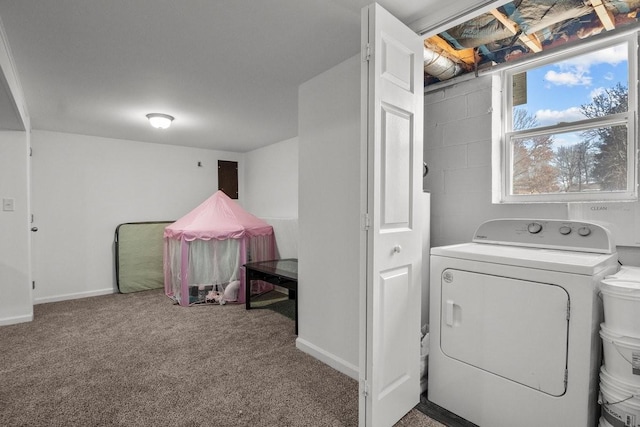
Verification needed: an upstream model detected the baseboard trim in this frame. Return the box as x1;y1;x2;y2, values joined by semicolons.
34;288;114;305
0;312;33;326
295;337;359;380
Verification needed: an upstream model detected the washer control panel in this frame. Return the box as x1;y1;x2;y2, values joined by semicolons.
473;219;615;253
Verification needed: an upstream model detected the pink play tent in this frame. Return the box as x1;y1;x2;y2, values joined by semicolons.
163;191;276;306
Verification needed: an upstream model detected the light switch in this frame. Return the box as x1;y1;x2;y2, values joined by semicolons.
2;198;15;211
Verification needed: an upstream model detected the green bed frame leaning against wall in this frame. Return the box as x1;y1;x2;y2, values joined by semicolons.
114;221;174;293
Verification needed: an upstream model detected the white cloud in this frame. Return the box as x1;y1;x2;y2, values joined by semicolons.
559;44;627;70
545;70;592;86
603;72;614;81
535;107;585;126
543;44;626;88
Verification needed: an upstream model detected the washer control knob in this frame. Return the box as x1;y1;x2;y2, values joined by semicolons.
527;222;543;234
559;226;572;235
578;226;591;237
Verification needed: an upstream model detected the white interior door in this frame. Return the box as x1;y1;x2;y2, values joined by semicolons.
360;4;423;426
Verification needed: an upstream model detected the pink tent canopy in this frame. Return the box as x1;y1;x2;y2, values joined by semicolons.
165;190;273;241
163;191;276;306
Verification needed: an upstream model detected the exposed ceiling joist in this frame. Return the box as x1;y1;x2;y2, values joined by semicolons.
425;35;476;65
424;0;640;86
490;8;542;52
590;0;616;30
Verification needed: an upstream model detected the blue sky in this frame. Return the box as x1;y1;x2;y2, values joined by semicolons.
518;41;628;128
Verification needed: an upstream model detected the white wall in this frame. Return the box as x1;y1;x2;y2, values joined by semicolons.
30;130;244;303
0;131;32;325
298;54;361;379
0;18;32;326
245;137;299;259
424;76;567;247
244;137;298;218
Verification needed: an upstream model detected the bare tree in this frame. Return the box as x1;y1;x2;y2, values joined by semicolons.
580;83;628;191
555;145;579;191
512;108;559;194
554;142;595;192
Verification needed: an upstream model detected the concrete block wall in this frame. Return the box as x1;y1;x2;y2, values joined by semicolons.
423;75;567;248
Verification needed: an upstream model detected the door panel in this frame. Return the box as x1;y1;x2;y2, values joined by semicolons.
440;269;569;396
361;3;423;427
380;35;413;91
381;105;411;228
376;266;411;399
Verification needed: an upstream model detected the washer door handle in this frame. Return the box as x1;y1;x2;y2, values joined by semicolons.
445;300;455;326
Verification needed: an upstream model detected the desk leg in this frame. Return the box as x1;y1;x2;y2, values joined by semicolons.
245;271;251;310
294;289;298;335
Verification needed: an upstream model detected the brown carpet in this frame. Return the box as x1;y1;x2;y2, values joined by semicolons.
0;290;444;427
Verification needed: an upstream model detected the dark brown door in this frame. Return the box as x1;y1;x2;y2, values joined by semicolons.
218;160;238;199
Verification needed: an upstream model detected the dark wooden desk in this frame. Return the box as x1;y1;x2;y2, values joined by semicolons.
244;259;298;334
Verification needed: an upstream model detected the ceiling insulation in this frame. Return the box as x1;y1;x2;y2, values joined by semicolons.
423;0;640;85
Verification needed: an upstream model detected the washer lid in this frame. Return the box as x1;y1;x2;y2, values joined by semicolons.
431;242;618;275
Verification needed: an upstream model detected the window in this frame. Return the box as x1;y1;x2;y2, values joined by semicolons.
498;34;637;203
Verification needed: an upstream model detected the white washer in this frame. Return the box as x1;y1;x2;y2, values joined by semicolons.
428;219;619;427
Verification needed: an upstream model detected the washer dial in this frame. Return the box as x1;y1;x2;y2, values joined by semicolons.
527;222;543;234
578;226;591;236
559;226;572;235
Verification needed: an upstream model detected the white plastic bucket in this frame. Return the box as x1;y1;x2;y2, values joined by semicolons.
601;324;640;386
599;367;640;427
605;266;640;281
601;277;640;337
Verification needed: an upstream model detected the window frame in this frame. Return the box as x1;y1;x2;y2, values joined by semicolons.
498;32;638;204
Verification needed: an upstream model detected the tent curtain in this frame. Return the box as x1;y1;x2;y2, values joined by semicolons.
188;239;240;287
165;233;277;306
247;234;276;263
241;234;277;301
164;238;182;297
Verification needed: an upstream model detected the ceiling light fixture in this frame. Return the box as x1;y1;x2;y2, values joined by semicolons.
146;113;174;129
